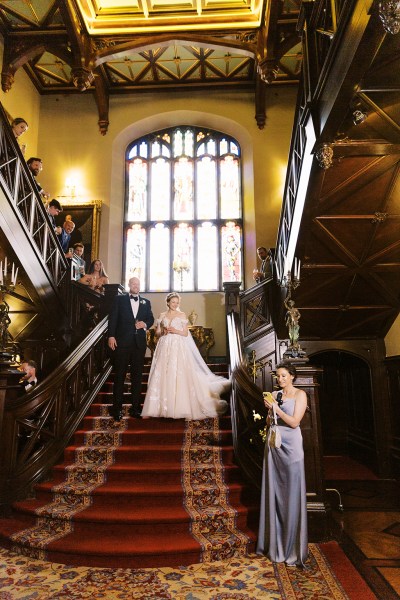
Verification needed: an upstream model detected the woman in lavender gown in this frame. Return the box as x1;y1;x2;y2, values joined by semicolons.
257;363;308;567
141;292;229;420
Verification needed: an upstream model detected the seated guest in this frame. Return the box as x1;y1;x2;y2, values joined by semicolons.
19;360;38;393
79;259;109;293
73;242;86;279
57;219;75;256
27;157;50;201
46;199;63;234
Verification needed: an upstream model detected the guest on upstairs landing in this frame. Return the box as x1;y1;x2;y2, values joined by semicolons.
27;157;50;201
73;243;86;279
18;360;38;394
57;220;75;255
11;117;28;154
79;259;109;292
45;199;63;235
253;247;273;283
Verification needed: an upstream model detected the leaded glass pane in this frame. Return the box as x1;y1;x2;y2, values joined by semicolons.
139;141;148;158
173;158;194;220
125;225;146;287
196;157;217;219
151;140;161;158
221;222;242;282
149;224;170;291
128;159;147;221
231;141;239;155
220;155;240;218
174;130;183;157
220;138;228;155
150;158;171;220
173;223;194;291
184;130;194;157
208;138;216;156
197;222;218;290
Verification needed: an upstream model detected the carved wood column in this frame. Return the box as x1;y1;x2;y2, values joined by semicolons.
294;364;329;540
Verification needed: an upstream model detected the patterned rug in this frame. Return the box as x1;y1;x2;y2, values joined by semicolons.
0;544;354;599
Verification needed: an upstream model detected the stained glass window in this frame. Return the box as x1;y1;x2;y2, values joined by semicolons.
124;126;243;291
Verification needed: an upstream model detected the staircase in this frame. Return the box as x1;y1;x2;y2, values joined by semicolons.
0;362;259;568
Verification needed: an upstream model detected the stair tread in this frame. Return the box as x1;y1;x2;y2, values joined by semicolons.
35;479;248;494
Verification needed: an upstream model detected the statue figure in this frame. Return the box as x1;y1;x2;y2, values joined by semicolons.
0;300;11;351
284;298;300;349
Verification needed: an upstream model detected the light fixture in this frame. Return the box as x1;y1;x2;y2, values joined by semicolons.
379;0;400;35
352;108;367;125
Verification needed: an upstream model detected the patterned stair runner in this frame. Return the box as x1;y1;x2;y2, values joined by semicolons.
9;402;254;565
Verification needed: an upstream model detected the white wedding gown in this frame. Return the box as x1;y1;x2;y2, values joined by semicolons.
141;316;230;420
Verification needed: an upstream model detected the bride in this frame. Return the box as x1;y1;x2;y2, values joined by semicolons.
141;292;230;420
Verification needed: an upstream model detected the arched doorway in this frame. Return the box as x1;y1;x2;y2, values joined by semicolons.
309;351;377;470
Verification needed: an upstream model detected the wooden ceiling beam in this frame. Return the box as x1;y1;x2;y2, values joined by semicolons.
93;70;109;136
332;141;400;157
94;33;257;67
56;0;95;91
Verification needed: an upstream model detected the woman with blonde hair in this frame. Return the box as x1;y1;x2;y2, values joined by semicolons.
141;292;229;420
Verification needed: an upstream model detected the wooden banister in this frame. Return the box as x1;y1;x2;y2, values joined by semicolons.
0;317;112;509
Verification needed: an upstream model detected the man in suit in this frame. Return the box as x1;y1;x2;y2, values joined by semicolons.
253;246;273;283
108;277;154;421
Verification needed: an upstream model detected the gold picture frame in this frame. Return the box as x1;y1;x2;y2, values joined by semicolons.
55;199;102;265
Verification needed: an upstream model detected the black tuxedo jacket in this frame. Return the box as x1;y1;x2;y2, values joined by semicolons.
108;293;154;350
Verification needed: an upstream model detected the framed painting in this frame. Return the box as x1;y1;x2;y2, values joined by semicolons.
55;200;102;269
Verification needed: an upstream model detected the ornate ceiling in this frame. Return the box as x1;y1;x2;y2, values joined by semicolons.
0;0;302;133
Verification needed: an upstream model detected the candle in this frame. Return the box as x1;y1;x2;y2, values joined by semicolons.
274;259;281;281
13;267;18;285
297;260;301;280
11;263;14;284
4;256;7;277
0;261;2;285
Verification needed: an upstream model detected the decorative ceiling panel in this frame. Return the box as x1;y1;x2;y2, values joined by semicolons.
76;0;265;33
0;0;301;132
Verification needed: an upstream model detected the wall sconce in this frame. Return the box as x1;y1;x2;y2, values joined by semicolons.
352;108;367;125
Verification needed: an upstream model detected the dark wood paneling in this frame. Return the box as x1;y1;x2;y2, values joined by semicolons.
384;356;400;475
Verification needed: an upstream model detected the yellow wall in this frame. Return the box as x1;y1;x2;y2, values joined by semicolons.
0;39;40;157
385;315;400;357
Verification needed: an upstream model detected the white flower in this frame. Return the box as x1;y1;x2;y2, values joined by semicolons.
140;299;146;305
253;410;262;421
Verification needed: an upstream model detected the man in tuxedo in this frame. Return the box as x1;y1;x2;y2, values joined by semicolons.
107;277;154;421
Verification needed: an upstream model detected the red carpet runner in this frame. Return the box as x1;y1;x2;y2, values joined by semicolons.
2;390;258;568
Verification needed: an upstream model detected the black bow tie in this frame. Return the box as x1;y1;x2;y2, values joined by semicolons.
130;295;139;301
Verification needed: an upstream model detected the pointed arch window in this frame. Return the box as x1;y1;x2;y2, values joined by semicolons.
124;126;243;291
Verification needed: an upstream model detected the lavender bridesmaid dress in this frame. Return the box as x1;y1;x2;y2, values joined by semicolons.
256;396;308;566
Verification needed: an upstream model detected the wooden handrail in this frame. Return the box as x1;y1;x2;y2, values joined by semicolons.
0;316;112;508
0;104;68;289
227;310;267;488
